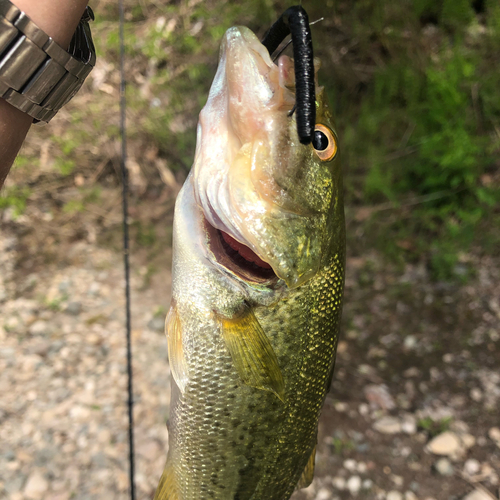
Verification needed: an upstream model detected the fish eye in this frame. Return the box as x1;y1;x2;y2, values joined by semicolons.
312;124;337;161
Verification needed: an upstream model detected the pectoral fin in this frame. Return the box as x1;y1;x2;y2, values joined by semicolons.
166;304;188;393
296;444;316;490
220;306;285;402
154;463;180;500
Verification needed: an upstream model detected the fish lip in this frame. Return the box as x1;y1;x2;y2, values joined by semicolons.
203;216;279;287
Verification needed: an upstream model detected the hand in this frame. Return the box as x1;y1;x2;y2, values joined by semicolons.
0;0;89;187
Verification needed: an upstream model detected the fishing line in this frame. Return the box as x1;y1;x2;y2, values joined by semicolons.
272;18;323;62
118;1;137;499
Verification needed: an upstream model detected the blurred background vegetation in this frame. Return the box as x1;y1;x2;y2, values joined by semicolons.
2;0;499;281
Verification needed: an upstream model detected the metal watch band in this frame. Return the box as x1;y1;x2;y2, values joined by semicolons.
0;1;96;123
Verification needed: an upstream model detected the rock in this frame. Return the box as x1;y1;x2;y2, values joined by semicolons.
426;431;461;456
386;492;403;500
343;459;357;471
404;492;418;500
401;415;417;435
463;459;480;476
463;489;494;500
24;471;49;499
460;434;476;450
4;475;24;494
64;301;82;316
403;367;421;378
470;388;483;402
404;335;417;349
346;476;361;495
334;402;348;412
316;488;331;500
332;477;345;490
391;474;404;487
362;479;373;490
364;384;396;410
358;403;370;416
29;320;48;336
434;458;454;476
373;416;401;434
488;427;500;448
147;315;165;333
357;461;367;473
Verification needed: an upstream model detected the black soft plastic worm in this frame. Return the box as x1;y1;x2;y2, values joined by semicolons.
262;5;315;145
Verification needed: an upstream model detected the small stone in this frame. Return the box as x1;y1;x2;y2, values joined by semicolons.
470;388;482;402
29;320;48;335
148;315;166;333
386;491;403;500
488;427;500;448
463;489;494;500
343;459;357;471
404;492;418;500
401;415;417;435
434;458;454;476
460;434;476;450
334;402;348;412
64;301;82;316
357;462;367;473
373;416;401;434
358;403;370;416
403;367;421;377
364;384;396;410
316;488;331;500
48;494;70;500
24;471;49;499
346;476;361;495
426;431;461;456
477;436;487;446
362;479;373;490
404;335;417;349
391;474;404;487
463;459;480;476
332;477;345;490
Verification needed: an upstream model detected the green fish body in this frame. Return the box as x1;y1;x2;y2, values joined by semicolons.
155;24;345;500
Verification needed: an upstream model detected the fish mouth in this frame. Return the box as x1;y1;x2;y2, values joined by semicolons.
205;219;277;285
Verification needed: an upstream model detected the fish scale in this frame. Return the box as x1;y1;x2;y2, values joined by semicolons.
154;21;345;500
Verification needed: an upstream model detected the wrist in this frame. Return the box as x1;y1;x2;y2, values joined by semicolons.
9;0;89;48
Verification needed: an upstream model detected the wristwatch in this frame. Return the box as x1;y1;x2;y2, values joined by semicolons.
0;1;96;123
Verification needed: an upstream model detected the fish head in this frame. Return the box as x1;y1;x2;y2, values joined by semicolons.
193;26;343;289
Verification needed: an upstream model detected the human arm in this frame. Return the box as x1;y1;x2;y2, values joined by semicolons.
0;0;89;187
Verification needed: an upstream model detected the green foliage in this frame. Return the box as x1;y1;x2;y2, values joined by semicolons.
332;0;500;280
328;435;355;455
0;186;31;216
417;416;453;437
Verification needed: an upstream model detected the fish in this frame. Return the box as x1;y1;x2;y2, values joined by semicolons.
154;15;345;500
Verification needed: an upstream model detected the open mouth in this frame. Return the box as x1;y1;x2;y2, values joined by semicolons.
205;221;277;284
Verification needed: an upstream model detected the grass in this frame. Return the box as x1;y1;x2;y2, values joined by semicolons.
1;0;499;281
417;416;453;438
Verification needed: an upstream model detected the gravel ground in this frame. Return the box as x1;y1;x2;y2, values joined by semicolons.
0;225;499;500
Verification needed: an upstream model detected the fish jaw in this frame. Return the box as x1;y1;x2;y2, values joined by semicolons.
192;26;338;288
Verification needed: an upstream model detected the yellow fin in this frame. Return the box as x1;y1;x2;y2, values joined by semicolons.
296;445;316;490
166;304;188;393
220;306;285;402
154;463;180;500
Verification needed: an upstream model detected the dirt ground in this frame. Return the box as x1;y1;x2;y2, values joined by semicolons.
1;205;499;499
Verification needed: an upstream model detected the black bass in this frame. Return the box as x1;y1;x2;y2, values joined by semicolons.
155;9;345;500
